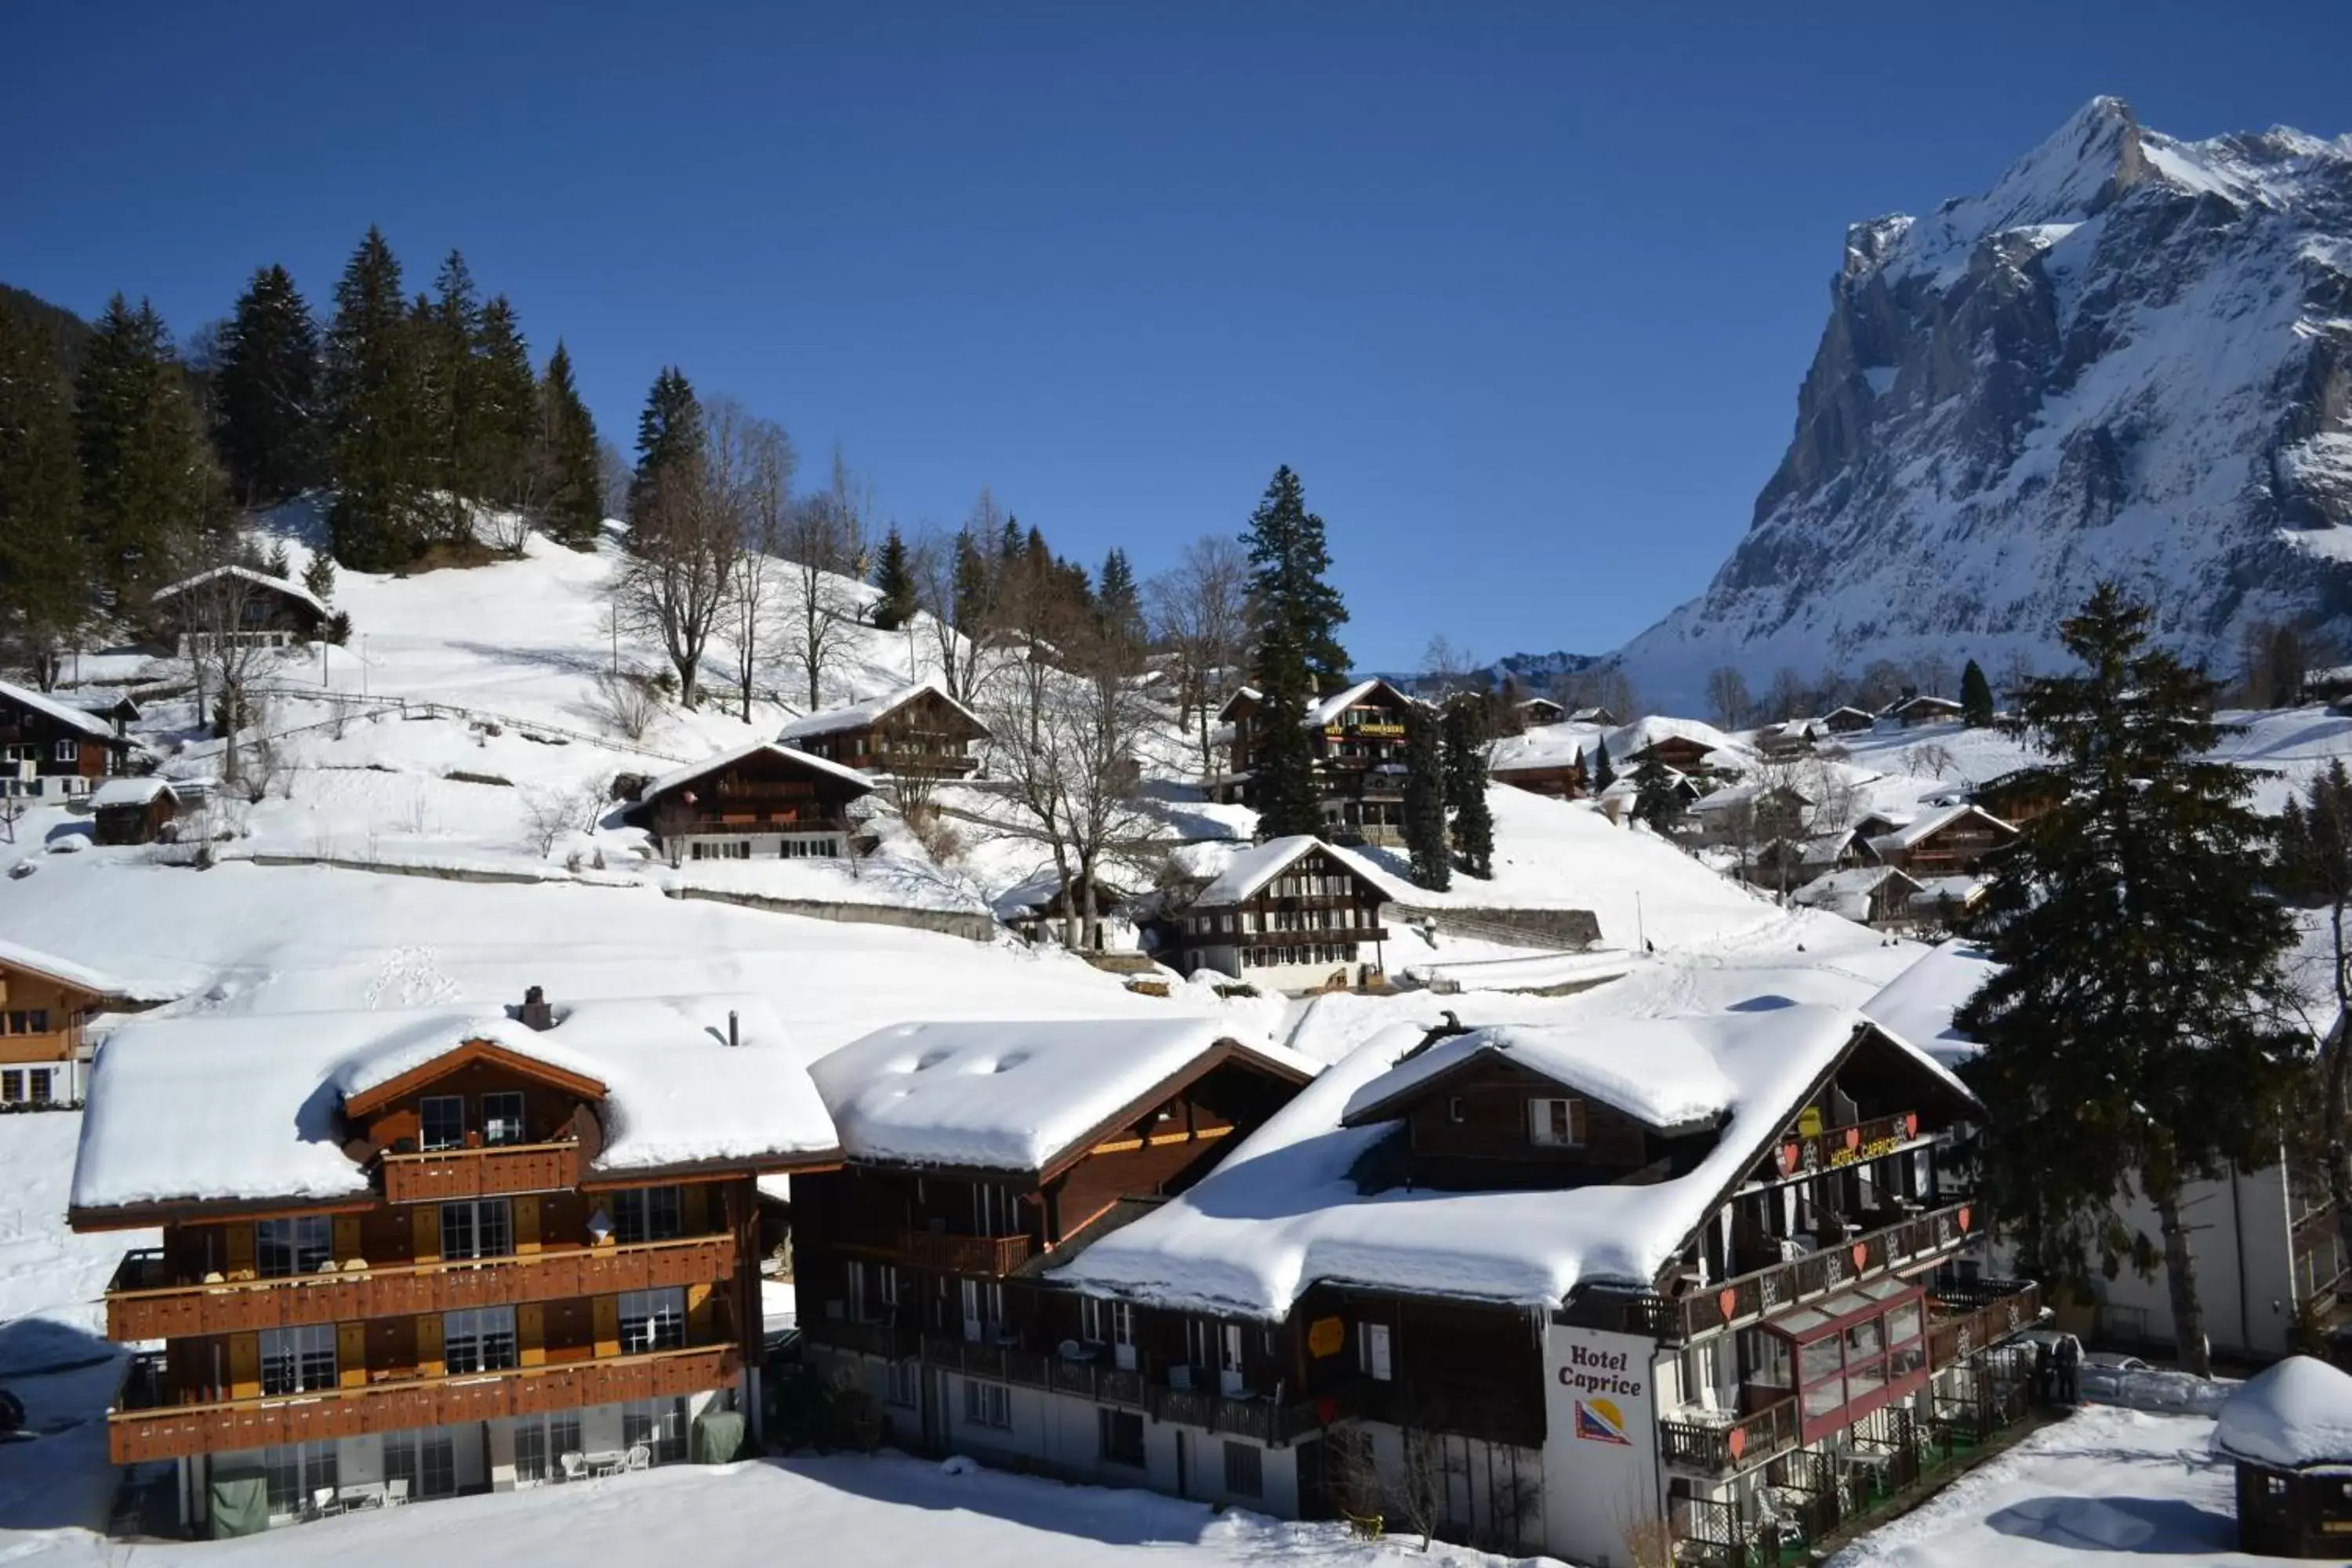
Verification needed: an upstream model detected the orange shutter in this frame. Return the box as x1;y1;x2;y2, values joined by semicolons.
591;1295;619;1358
223;1223;255;1279
686;1281;714;1340
514;1195;541;1254
336;1323;368;1388
412;1206;440;1263
332;1214;362;1264
517;1302;546;1367
228;1332;260;1399
416;1313;445;1377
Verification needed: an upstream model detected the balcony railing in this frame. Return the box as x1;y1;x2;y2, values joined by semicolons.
1624;1200;1979;1342
1772;1111;1926;1181
379;1138;583;1203
913;1334;1340;1444
105;1233;739;1342
1926;1279;2042;1369
1658;1395;1800;1476
891;1230;1036;1276
108;1342;739;1465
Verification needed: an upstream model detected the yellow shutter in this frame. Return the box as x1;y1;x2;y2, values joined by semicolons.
412;1206;439;1263
514;1194;541;1254
332;1214;362;1265
336;1323;367;1388
686;1280;713;1340
591;1294;619;1358
680;1183;707;1235
223;1223;254;1280
228;1333;260;1399
517;1302;546;1367
416;1313;445;1377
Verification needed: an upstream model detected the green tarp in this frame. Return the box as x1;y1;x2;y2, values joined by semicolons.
693;1408;746;1465
208;1472;270;1538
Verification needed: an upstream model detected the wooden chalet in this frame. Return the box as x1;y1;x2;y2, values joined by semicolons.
1818;706;1877;735
1686;782;1812;846
1569;706;1619;727
775;681;989;783
71;990;840;1534
1514;696;1566;726
1167;835;1395;994
1867;804;2018;879
0;939;177;1106
622;741;873;866
1793;865;1926;927
151;565;332;652
797;1019;1313;1490
1215;680;1420;846
0;677;136;800
1489;753;1588;800
1886;693;1963;728
1626;733;1719;774
1970;768;2062;830
92;775;181;845
1025;1005;2038;1563
2216;1358;2352;1558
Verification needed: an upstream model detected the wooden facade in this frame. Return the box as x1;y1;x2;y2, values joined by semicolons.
782;685;989;782
625;742;873;866
1169;841;1391;993
1624;734;1719;775
1490;756;1588;800
1871;807;2018;879
151;566;329;651
0;949;154;1105
1219;681;1420;845
93;779;180;845
0;679;129;800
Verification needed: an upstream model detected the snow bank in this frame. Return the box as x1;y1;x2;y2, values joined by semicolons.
2212;1355;2352;1470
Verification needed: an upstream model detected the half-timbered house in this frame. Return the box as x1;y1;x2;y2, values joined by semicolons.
1167;836;1398;994
71;991;840;1534
622;741;874;866
775;681;989;783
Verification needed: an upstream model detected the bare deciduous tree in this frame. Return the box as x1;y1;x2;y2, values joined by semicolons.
172;554;277;788
713;401;797;722
1145;535;1250;784
1705;665;1753;731
589;668;662;742
614;419;738;709
521;778;608;856
1902;740;1959;779
1765;666;1811;723
778;448;867;710
1422;635;1476;702
1914;652;1954;699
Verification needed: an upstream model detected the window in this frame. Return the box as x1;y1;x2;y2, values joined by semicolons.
260;1325;337;1395
1099;1406;1146;1466
256;1215;333;1278
884;1359;920;1409
514;1410;580;1483
263;1440;337;1517
619;1287;686;1352
383;1428;456;1500
960;1279;1004;1343
53;740;75;763
1357;1321;1393;1382
625;1396;690;1463
1528;1097;1583;1148
441;1199;514;1261
962;1378;1012;1430
444;1305;518;1373
481;1091;525;1147
1222;1440;1264;1498
0;1073;16;1102
26;1069;51;1105
612;1186;684;1244
0;1011;50;1036
420;1094;466;1151
850;1260;899;1322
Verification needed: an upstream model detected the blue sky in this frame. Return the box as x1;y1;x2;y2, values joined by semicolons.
5;2;2347;670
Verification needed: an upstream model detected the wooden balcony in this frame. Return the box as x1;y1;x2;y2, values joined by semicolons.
379;1138;583;1203
891;1229;1036;1276
914;1334;1341;1444
1771;1111;1926;1181
1625;1200;1979;1342
105;1233;738;1341
1926;1278;2042;1369
1658;1395;1799;1477
109;1342;740;1465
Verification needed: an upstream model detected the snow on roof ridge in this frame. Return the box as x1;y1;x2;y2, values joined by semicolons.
0;935;187;1004
90;776;176;808
775;677;982;741
1343;1014;1752;1131
641;736;876;800
151;562;328;618
1193;834;1416;908
0;677;126;742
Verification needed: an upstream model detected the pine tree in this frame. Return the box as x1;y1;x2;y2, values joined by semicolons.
0;307;89;685
1443;698;1494;877
1960;658;1994;727
418;251;485;540
1631;752;1681;832
1590;737;1615;794
473;296;537;509
1097;547;1142;644
2278;760;2352;1287
871;525;917;630
325;227;432;568
626;366;703;534
1403;705;1451;890
532;342;604;550
1243;466;1350;841
211;264;324;504
74;295;218;603
301;550;336;603
1956;583;2300;1377
264;540;292;579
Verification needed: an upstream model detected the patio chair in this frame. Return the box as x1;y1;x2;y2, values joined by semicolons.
559;1451;587;1482
384;1478;408;1507
624;1442;652;1472
310;1486;339;1518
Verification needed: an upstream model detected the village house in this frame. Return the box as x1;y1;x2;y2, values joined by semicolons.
1611;717;1748;782
0;677;140;800
0;938;181;1106
1165;836;1399;995
1792;866;1926;927
1046;1004;2036;1565
151;565;332;653
71;991;840;1535
992;869;1138;947
91;775;182;846
1865;805;2019;879
1754;723;1816;761
1817;707;1878;735
1569;706;1620;727
1969;769;2062;830
1513;696;1566;727
795;1018;1314;1496
1885;694;1964;728
622;741;874;867
1486;730;1589;800
775;681;990;785
1214;680;1420;846
1685;782;1812;848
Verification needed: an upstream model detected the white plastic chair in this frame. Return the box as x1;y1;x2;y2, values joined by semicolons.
624;1442;652;1472
385;1478;408;1507
311;1485;339;1517
559;1451;587;1482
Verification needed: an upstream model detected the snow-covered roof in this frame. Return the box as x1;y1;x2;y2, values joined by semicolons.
809;1017;1306;1174
89;776;176;809
0;936;189;1004
1607;714;1745;760
151;563;328;618
640;738;876;801
1193;834;1417;908
1343;1018;1744;1132
1051;1003;1974;1319
71;994;840;1212
1303;678;1416;728
1800;829;1861;868
775;679;986;743
1906;875;1986;909
1216;687;1263;721
2212;1356;2352;1470
1868;803;2013;853
1686;780;1809;817
0;678;123;742
1861;940;1998;1067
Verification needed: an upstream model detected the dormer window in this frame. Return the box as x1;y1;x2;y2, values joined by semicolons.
1529;1097;1584;1148
420;1094;465;1151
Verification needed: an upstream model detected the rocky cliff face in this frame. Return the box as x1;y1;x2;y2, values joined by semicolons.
1615;97;2352;706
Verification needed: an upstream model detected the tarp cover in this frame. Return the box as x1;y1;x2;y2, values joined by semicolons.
208;1471;270;1537
693;1408;746;1465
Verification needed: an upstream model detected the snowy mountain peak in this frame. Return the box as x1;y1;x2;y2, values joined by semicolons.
1614;98;2352;709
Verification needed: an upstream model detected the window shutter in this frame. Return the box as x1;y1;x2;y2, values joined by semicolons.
513;1195;541;1254
686;1280;714;1340
1570;1098;1588;1145
517;1302;546;1367
416;1312;445;1376
227;1332;260;1398
680;1183;708;1235
592;1294;620;1357
331;1214;362;1264
223;1223;255;1279
336;1323;368;1388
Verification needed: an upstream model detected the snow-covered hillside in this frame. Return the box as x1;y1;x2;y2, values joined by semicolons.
1614;96;2352;710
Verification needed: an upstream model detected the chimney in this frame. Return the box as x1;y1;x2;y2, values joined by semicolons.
728;1009;739;1047
519;985;556;1032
